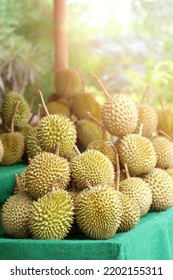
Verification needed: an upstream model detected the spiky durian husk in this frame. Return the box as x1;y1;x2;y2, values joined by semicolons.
120;177;152;217
87;140;116;165
143;168;173;211
37;114;77;155
1;192;33;238
134;104;158;137
29;189;74;240
70;93;102;120
44;101;71;117
152;136;173;169
1;91;30;130
26;127;42;159
102;93;138;137
117;134;156;176
55;68;83;99
157;109;173;136
70;150;115;190
0;139;4;162
166;168;173;179
75;185;122;239
117;192;140;232
0;132;25;165
25;152;70;199
75;119;103;151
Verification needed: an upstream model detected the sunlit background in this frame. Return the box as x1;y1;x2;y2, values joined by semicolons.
0;0;173;109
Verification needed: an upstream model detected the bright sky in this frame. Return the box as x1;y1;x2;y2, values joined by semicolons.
67;0;132;32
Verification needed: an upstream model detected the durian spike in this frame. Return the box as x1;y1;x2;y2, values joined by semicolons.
139;123;144;137
37;90;50;116
10;101;21;133
74;145;81;155
90;72;110;98
140;85;151;104
55;143;60;156
124;163;130;179
28;158;33;164
15;174;22;192
30;91;39;111
159;96;165;110
85;180;93;189
76;68;85;92
157;130;173;141
37;104;42;123
86;111;107;141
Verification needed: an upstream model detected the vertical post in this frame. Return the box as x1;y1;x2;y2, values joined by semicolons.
54;0;68;88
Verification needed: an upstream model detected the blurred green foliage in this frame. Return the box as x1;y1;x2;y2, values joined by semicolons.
0;0;173;110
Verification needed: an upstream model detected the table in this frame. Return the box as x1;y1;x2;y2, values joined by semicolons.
0;163;173;260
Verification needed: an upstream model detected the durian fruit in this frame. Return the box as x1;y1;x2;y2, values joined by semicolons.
143;168;173;211
117;192;140;232
1;174;33;238
157;98;173;137
117;132;156;176
75;119;103;151
29;188;74;239
26;127;42;159
1;91;30;130
55;68;84;100
113;147;140;232
70;93;102;121
37;114;77;155
70;149;115;190
91;73;138;136
152;136;173;169
25;150;70;199
0;101;25;165
19;124;33;139
86;112;116;165
0;139;4;162
75;184;122;239
45;100;71;117
133;86;158;138
120;164;152;217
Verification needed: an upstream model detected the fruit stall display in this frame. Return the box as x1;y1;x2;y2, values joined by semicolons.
0;69;173;259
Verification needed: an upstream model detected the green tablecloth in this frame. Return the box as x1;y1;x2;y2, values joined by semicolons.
0;163;173;260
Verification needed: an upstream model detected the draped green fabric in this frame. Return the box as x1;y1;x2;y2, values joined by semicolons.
0;164;173;260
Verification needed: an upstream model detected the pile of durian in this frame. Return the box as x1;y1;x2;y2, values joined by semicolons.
1;68;173;241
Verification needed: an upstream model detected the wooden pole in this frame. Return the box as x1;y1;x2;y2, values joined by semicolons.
54;0;68;82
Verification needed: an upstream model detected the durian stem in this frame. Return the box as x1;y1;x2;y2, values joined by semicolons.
37;104;42;123
30;91;39;111
55;143;60;156
139;123;144;137
15;174;22;192
108;142;120;191
91;72;110;98
158;130;173;141
10;101;21;133
37;90;50;116
159;96;165;111
124;163;130;179
76;68;85;92
86;111;107;141
140;85;151;104
74;145;81;155
85;180;92;189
